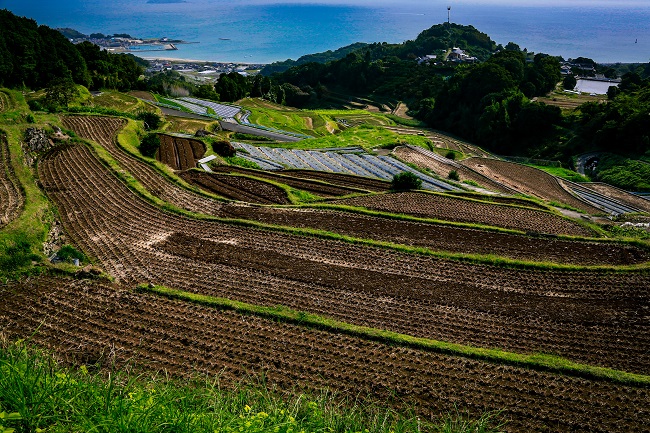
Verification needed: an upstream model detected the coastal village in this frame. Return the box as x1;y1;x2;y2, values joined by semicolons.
145;60;264;83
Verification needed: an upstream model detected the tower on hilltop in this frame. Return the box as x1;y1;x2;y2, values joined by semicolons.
447;6;451;25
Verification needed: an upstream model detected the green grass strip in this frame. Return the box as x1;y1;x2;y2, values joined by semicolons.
140;284;650;388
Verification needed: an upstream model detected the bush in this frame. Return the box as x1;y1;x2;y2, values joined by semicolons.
136;111;162;131
448;170;460;181
25;114;35;124
212;140;236;157
445;151;457;160
56;244;86;263
27;99;44;112
139;133;161;157
391;172;422;191
563;74;577;90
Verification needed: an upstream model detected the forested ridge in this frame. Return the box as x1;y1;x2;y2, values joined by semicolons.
0;9;144;91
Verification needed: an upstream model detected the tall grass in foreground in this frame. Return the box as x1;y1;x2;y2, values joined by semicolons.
0;341;505;433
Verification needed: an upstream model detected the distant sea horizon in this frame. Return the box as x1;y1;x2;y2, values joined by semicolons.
2;0;649;64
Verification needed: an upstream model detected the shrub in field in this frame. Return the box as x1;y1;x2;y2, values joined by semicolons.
212;140;236;157
446;150;457;160
139;133;161;157
27;100;44;112
136;111;162;131
56;245;86;263
448;170;460;181
391;171;422;191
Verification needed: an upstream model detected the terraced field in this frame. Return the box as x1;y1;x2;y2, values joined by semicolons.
61;115;225;215
1;276;648;433
128;90;156;101
209;166;375;196
233;143;457;192
461;157;602;213
393;145;515;194
37;143;650;377
156;134;205;171
62;115;638;263
21;112;649;431
180;171;290;204
582;182;650;213
283;169;391;192
330;191;595;237
0;132;24;226
92;91;144;113
0;91;10;112
165;116;213;134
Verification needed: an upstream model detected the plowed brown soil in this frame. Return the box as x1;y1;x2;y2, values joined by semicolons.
180;171;290;204
1;276;648;433
283;169;390;192
36;143;650;377
128;90;156;101
330;191;595;237
209;165;368;196
156;134;205;171
0;132;24;227
461;158;602;213
62;115;225;215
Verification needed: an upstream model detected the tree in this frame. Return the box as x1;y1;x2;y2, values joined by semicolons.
194;84;219;101
44;77;78;108
504;42;521;51
136;111;162;131
211;140;235;157
139;133;161;157
563;74;577;90
607;85;620;100
391;172;422;191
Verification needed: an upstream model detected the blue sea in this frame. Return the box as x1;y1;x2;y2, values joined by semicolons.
1;0;649;64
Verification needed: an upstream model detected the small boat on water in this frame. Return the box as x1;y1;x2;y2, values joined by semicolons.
219;38;231;41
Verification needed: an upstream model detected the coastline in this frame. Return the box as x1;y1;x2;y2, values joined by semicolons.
138;55;264;65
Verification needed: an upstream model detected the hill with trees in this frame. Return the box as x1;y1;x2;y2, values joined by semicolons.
0;10;144;91
2;9;647;191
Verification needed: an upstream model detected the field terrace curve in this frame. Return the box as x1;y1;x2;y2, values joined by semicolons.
37;142;650;376
461;157;602;214
0;131;24;227
0;275;648;433
59;115;649;266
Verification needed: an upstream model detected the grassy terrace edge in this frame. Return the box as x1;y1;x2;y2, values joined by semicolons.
79;132;650;272
139;284;650;388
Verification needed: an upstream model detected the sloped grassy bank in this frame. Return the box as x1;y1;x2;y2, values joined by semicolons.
0;340;503;433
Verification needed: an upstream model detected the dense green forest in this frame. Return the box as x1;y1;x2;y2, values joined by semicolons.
260;42;370;75
0;10;144;91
